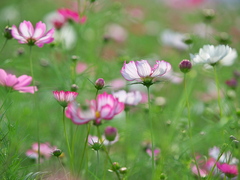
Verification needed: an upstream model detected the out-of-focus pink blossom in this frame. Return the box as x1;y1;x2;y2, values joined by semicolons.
110;79;126;90
113;90;142;106
146;148;160;160
88;134;119;146
76;62;88;74
58;8;87;24
104;24;128;43
26;142;57;162
0;69;37;94
11;20;54;47
217;163;238;178
66;92;124;125
53;90;79;107
163;0;205;9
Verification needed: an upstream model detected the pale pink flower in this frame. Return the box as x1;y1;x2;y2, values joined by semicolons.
26;142;57;162
66;92;124;125
217;163;238;178
104;24;128;43
58;8;87;24
113;90;142;106
88;134;119;146
11;20;54;47
146;148;160;160
53;90;79;108
0;69;37;94
121;60;171;86
76;62;88;74
109;79;126;90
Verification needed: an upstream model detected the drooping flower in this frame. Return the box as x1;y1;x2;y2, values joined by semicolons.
113;90;142;106
11;20;54;47
53;90;79;108
58;8;87;24
26;142;57;162
121;60;171;87
191;45;235;66
66;92;124;125
217;162;238;178
0;69;37;94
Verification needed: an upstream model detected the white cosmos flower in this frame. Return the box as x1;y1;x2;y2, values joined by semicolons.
113;90;142;106
191;45;234;66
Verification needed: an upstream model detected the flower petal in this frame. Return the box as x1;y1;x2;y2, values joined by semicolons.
35;28;54;47
19;20;34;38
135;60;152;77
32;21;46;40
11;25;27;43
151;60;171;77
121;61;141;81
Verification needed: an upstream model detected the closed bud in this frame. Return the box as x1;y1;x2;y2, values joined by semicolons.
216;32;231;45
52;149;62;157
202;9;215;23
179;60;192;73
111;162;121;172
104;126;117;141
232;140;239;149
3;26;12;39
230;135;237;141
119;167;128;174
160;173;167;180
182;34;193;45
91;142;103;151
71;55;79;62
71;84;78;92
95;78;105;90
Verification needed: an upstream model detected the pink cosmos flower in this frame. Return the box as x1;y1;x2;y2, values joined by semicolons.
26;142;57;162
0;69;37;94
113;90;142;106
121;60;171;86
53;90;79;108
66;92;124;125
11;20;54;47
58;8;87;24
217;163;238;178
146;148;160;160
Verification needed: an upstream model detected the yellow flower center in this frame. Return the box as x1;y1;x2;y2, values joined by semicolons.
95;111;101;119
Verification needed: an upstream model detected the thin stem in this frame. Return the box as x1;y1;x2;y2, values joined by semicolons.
0;39;8;54
78;123;91;177
147;86;155;177
184;74;201;180
62;107;74;172
71;59;77;85
57;157;69;180
213;65;222;117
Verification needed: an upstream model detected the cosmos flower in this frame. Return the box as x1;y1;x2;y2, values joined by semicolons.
11;20;54;47
66;92;124;125
58;8;86;24
0;69;37;94
53;90;79;108
217;163;238;178
191;45;234;66
121;60;171;87
113;90;142;106
26;142;57;162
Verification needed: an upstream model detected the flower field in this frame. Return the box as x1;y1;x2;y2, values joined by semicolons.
0;0;240;179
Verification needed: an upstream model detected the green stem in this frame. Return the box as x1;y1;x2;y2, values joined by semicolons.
213;66;222;117
71;59;77;85
62;107;74;172
184;74;201;180
58;157;69;180
78;123;91;177
0;39;8;54
147;86;155;177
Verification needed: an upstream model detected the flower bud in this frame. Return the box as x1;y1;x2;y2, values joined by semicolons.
179;60;192;73
71;55;79;62
202;9;215;23
52;149;62;157
91;142;102;151
160;173;167;180
111;162;120;172
3;26;12;39
216;32;231;45
104;126;117;141
119;167;128;174
182;34;193;45
71;84;78;92
95;78;105;90
225;78;237;89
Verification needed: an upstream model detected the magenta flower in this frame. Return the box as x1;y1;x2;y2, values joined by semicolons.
53;90;78;108
121;60;171;87
146;148;160;160
217;162;238;178
58;8;87;24
11;20;54;47
66;92;124;125
26;142;57;162
0;69;37;94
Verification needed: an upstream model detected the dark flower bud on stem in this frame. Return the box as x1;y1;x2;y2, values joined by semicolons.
52;149;62;157
104;126;117;141
3;26;12;39
95;78;105;90
179;60;192;74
